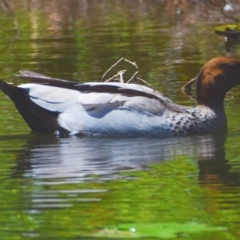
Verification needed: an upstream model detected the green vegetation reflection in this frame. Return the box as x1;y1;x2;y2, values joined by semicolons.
87;222;226;239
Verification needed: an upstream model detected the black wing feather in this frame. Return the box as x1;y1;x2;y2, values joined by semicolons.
17;70;164;101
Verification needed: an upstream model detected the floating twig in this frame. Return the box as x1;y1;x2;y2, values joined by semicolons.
102;57;152;87
127;75;153;88
182;77;196;93
181;77;197;101
102;58;138;82
135;76;153;88
123;58;138;69
104;70;127;83
126;71;139;83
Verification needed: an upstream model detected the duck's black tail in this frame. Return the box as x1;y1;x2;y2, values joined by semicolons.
0;79;68;135
0;79;18;99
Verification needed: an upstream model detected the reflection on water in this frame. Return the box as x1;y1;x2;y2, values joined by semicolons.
195;131;240;187
1;132;240;238
224;37;240;54
11;133;227;184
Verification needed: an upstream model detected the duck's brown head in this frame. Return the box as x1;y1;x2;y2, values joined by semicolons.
196;57;240;108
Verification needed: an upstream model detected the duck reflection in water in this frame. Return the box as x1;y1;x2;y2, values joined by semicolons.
8;132;240;187
198;132;240;187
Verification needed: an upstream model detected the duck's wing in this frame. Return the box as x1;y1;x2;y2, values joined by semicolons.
17;70;188;115
16;80;186;117
0;72;187;135
16;70;79;89
17;70;172;104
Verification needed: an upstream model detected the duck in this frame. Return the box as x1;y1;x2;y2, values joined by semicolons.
0;56;239;137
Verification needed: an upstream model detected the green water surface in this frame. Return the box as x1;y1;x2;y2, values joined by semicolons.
0;1;240;239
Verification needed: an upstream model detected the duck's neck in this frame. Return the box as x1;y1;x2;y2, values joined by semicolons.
197;102;225;116
197;93;226;110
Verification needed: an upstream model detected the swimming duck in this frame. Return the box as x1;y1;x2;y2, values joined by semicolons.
0;56;239;137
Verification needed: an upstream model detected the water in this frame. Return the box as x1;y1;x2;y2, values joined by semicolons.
1;0;240;239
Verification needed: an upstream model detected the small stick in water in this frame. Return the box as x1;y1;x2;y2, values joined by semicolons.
104;70;127;83
102;58;152;87
181;77;197;100
102;58;138;82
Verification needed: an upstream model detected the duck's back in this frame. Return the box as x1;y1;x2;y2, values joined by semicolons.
16;82;181;137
